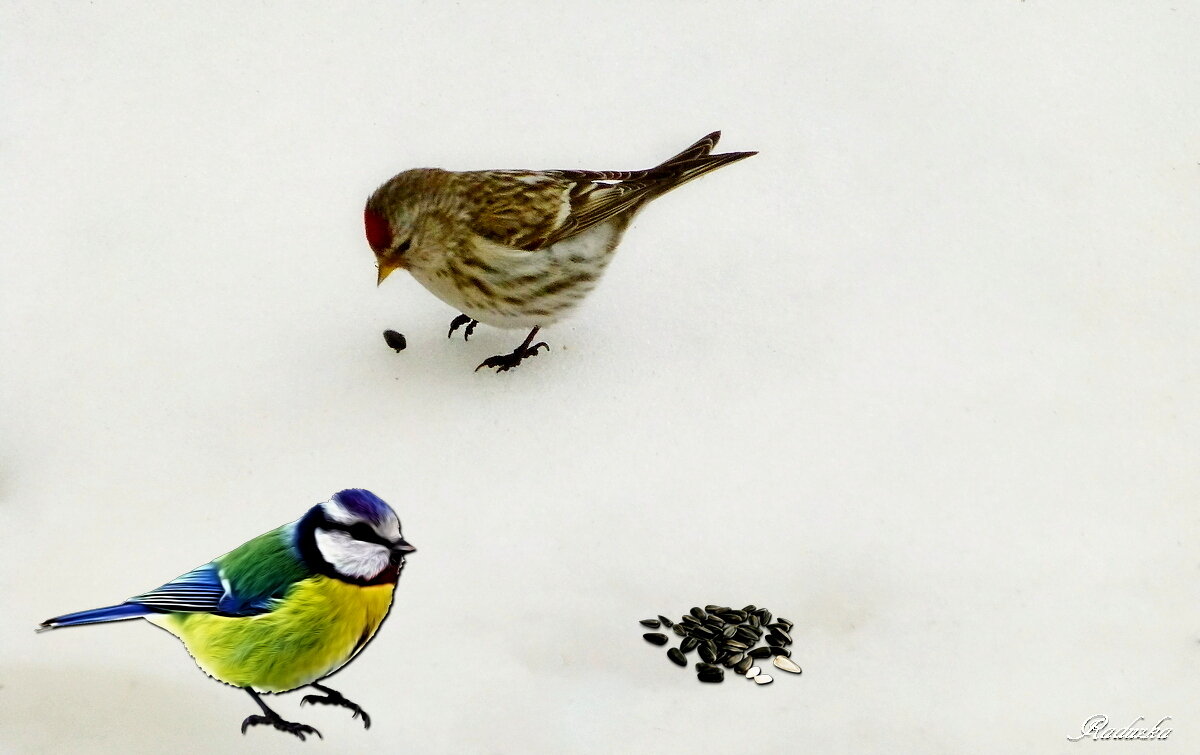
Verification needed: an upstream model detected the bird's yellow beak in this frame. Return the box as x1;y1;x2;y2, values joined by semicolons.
377;263;399;286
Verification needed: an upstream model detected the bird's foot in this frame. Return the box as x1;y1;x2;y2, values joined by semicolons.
241;712;322;741
475;340;549;373
301;687;371;729
447;314;478;341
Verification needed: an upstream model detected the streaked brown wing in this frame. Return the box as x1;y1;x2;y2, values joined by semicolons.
460;171;576;252
537;174;671;248
463;132;752;252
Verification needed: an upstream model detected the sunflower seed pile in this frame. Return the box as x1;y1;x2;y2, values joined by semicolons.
639;605;802;684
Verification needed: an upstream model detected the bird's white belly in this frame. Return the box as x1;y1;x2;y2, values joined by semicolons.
412;221;625;330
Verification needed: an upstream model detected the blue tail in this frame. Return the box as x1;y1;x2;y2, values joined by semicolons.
38;603;153;631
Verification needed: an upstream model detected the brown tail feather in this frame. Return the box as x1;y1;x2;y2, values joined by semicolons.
658;131;723;167
654;149;757;195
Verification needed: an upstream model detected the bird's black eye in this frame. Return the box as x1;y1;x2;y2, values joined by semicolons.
349;523;375;542
396;239;411;255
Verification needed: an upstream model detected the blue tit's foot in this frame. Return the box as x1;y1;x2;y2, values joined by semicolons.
242;689;322;741
301;682;371;729
448;314;478;341
475;326;548;373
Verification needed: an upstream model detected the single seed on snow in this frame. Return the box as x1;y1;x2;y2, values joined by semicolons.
382;330;407;352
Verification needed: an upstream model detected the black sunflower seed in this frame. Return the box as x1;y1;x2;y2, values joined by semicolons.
748;647;773;659
721;625;738;638
667;648;687;666
735;655;754;674
726;652;744;665
382;330;407;352
757;609;773;625
639;619;661;628
770;627;793;645
658;615;674;628
643;633;668;646
769;647;792;657
698;643;717;663
698;668;725;683
690;607;707;620
694;662;718;672
748;615;761;629
766;634;784;647
724;640;749;651
776;617;794;630
742;604;757;612
704;604;723;613
672;624;687;637
722;611;747;623
681;637;699;652
706;614;726;627
735;627;759;642
680;615;700;626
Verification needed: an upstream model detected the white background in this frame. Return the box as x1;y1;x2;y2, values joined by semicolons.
2;2;1198;753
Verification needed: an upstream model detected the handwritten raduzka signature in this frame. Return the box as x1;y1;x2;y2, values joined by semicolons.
1068;715;1173;741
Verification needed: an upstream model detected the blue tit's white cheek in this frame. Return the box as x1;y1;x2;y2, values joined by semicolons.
314;529;390;580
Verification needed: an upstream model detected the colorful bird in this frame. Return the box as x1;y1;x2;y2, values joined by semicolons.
365;131;756;371
39;489;416;741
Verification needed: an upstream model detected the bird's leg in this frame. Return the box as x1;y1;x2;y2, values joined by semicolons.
475;326;550;373
240;689;322;741
447;314;478;341
300;682;372;729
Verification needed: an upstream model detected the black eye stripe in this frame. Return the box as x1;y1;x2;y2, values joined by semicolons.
321;519;393;547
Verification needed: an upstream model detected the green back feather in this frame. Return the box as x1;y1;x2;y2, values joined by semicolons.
215;525;311;610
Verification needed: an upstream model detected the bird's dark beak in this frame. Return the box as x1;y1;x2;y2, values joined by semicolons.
392;538;416;554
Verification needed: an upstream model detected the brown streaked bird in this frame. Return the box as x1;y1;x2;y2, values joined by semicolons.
364;131;756;372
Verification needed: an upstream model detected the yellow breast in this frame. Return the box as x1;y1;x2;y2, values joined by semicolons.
149;576;395;692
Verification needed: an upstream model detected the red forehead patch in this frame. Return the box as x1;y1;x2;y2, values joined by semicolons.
364;209;392;252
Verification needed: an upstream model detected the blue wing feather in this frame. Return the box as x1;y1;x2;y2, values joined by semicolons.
128;564;227;612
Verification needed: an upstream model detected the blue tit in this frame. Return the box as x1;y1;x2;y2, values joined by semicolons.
39;488;416;740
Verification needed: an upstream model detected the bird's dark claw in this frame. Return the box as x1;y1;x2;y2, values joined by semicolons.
448;314;478;341
241;713;323;741
475;341;549;373
301;688;372;729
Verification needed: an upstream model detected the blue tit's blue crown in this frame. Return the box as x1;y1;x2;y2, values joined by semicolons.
332;488;392;524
